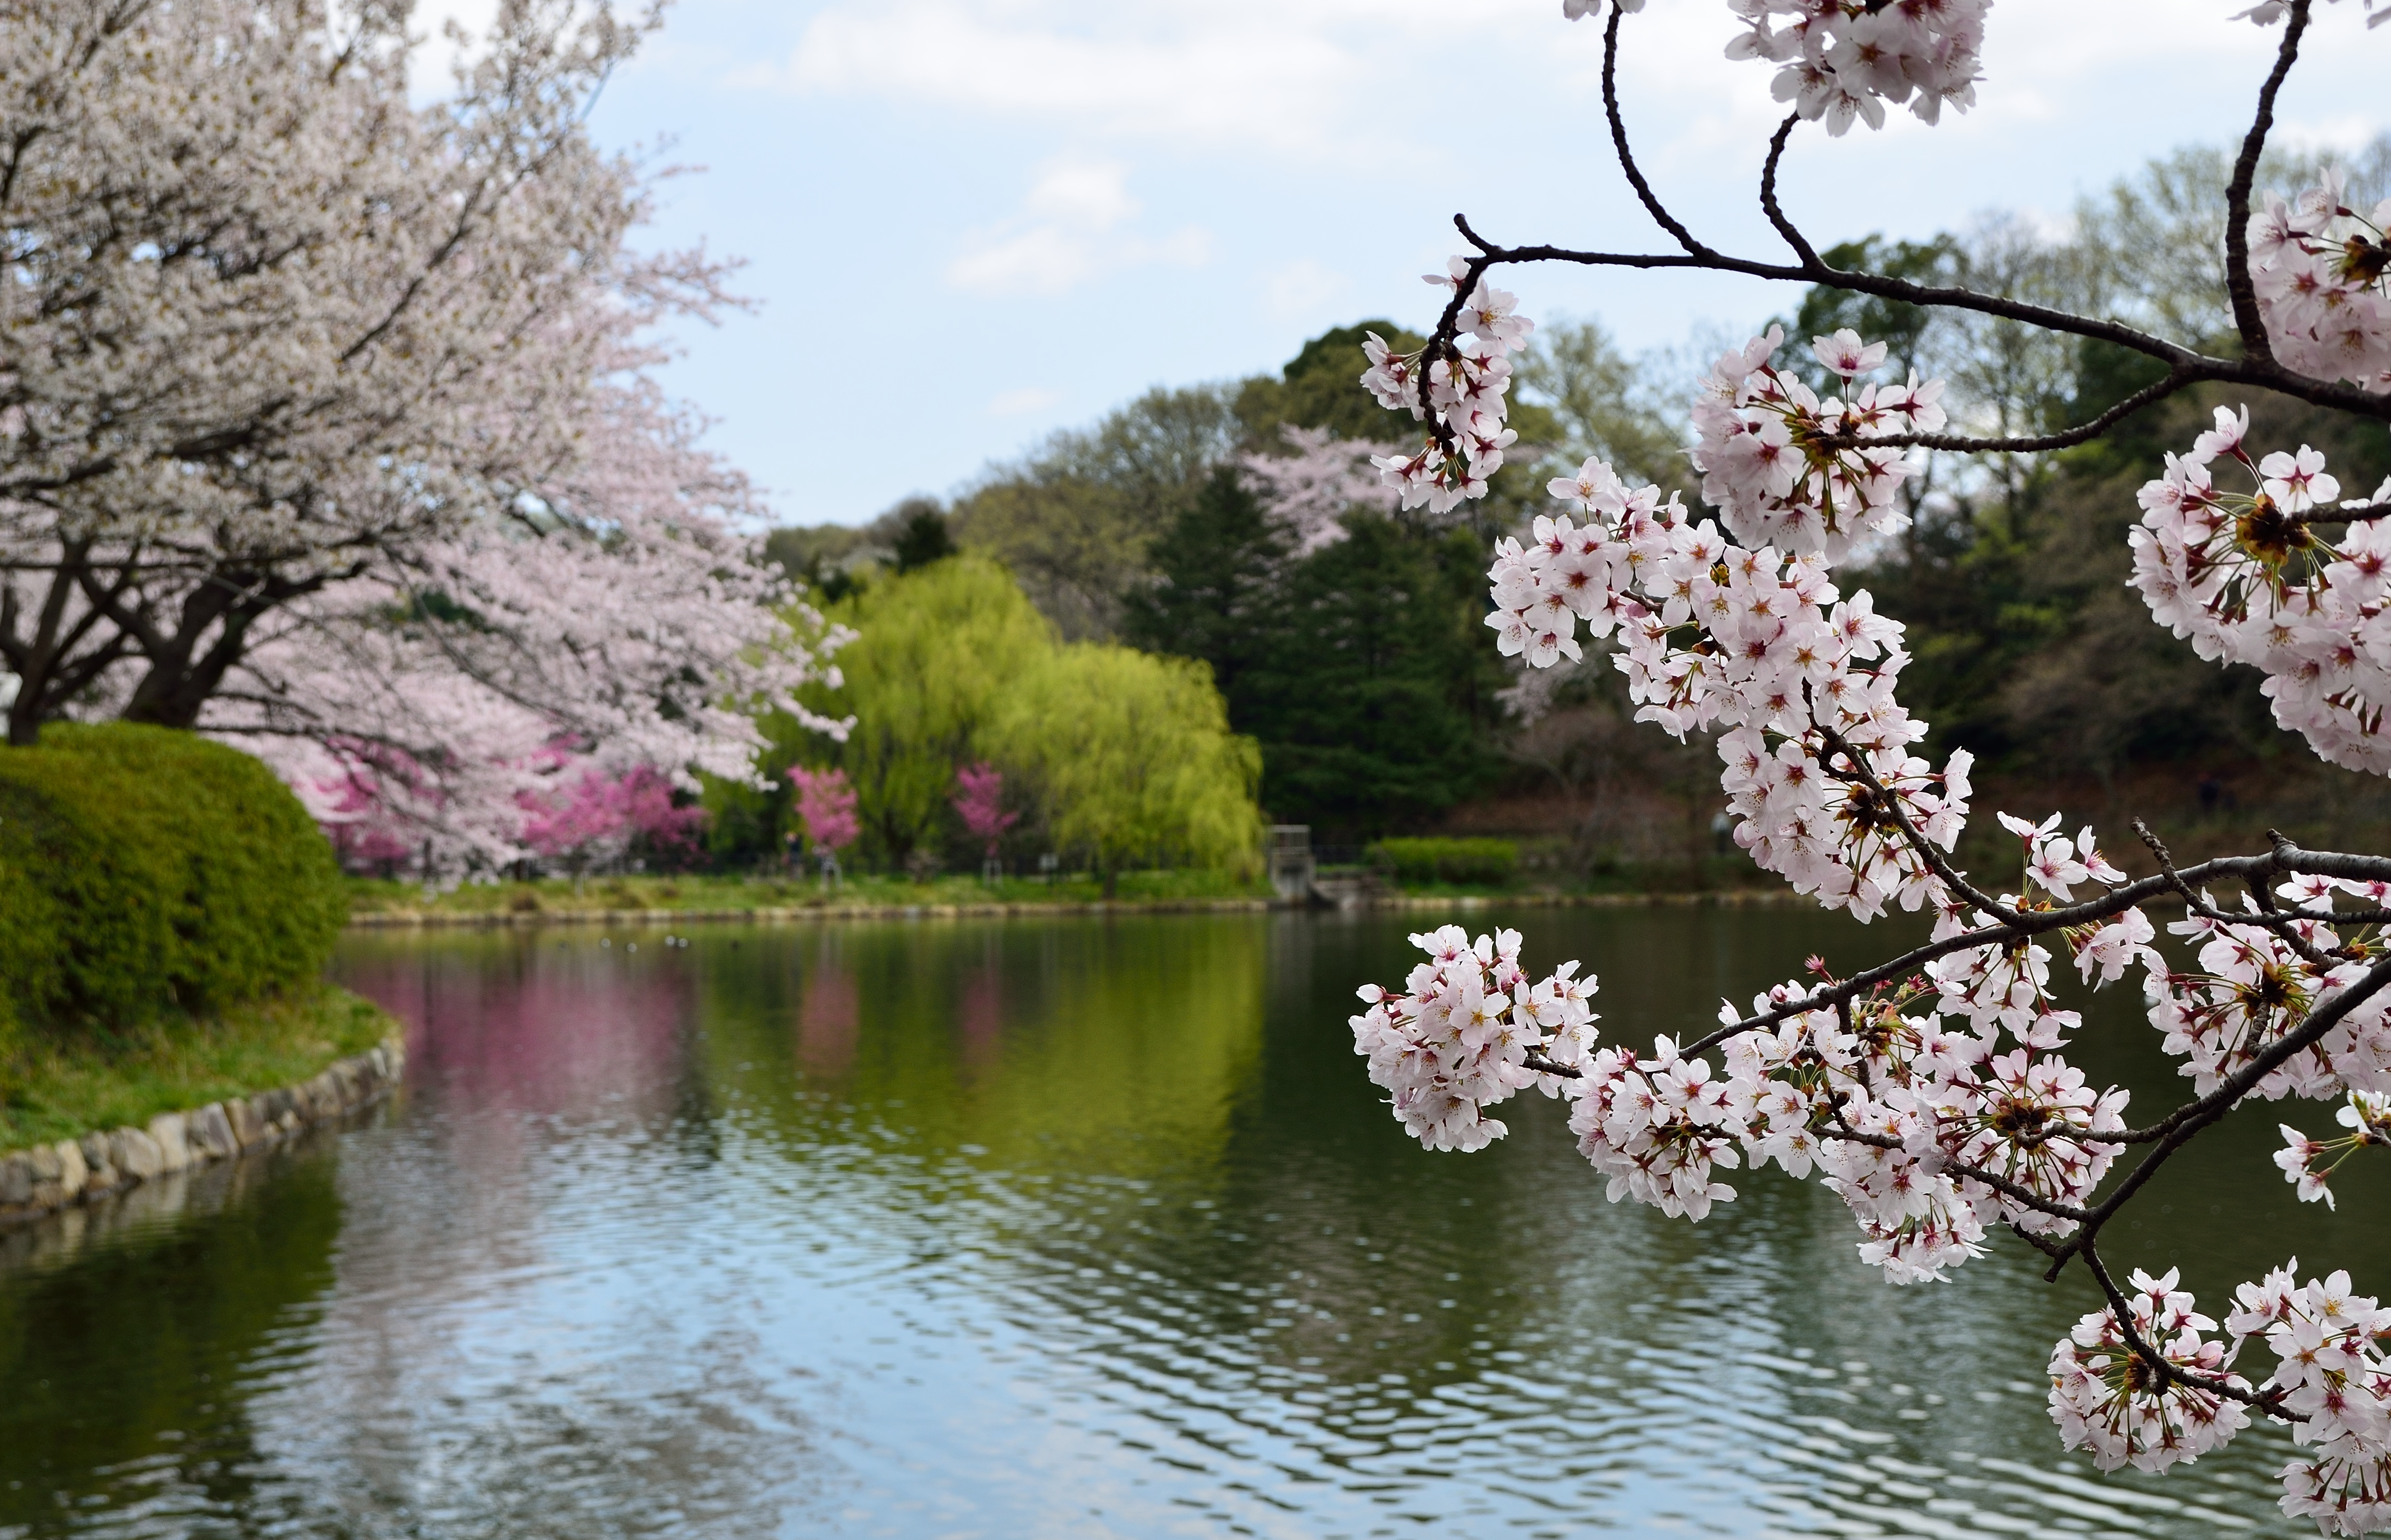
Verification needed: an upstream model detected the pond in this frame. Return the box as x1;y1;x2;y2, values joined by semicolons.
4;906;2387;1539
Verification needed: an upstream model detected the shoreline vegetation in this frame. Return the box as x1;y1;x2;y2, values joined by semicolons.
344;866;1801;927
0;984;397;1151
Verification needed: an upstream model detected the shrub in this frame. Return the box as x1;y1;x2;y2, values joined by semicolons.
1369;837;1519;887
0;723;346;1030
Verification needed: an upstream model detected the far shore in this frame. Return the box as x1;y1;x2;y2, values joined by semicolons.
346;887;1809;928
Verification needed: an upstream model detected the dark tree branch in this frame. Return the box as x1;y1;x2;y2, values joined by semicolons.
1759;114;1820;269
2224;0;2309;362
1601;4;1712;261
2080;1239;2295;1416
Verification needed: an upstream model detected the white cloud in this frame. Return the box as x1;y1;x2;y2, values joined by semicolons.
779;0;1474;157
1025;160;1140;229
946;159;1211;297
1263;258;1351;320
988;386;1063;416
771;0;2387;180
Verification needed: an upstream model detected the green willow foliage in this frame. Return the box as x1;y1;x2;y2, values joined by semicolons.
985;645;1263;891
794;556;1054;858
726;556;1263;873
0;723;346;1033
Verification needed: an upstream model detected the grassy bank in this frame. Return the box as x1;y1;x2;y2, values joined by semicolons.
0;984;395;1149
347;869;1278;919
343;863;1811;925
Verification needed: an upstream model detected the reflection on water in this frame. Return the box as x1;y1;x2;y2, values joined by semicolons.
5;907;2389;1538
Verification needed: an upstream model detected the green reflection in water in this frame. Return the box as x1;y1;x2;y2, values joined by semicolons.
0;1150;344;1535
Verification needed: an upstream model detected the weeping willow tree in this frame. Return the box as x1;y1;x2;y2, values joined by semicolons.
988;646;1263;896
796;556;1052;859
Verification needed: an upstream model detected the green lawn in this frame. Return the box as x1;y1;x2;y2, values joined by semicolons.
345;859;1798;922
0;984;396;1149
346;869;1278;916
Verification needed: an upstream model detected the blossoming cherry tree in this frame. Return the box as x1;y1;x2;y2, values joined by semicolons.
1346;2;2391;1531
789;766;861;884
952;762;1019;880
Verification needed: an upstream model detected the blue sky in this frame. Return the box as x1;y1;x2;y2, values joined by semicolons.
427;0;2391;526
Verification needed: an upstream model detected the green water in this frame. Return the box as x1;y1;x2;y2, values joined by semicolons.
2;906;2383;1538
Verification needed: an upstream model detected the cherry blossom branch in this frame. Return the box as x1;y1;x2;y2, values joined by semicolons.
2079;1239;2296;1415
1676;839;2391;1062
1601;3;1711;262
1424;0;2391;476
2223;0;2309;363
1819;1120;2098;1224
2290;497;2391;526
1758;114;1822;268
2133;819;2344;968
2051;949;2391;1264
1446;211;2391;432
1810;711;2010;919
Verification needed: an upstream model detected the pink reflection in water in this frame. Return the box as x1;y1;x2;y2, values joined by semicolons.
797;962;858;1078
957;963;1004;1072
344;942;692;1123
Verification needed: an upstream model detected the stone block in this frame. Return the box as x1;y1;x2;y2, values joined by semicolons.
147;1113;191;1173
55;1141;86;1198
226;1096;268;1149
25;1145;62;1183
188;1104;238;1161
304;1073;342;1120
0;1154;31;1206
111;1127;164;1181
330;1060;362;1107
78;1133;111;1171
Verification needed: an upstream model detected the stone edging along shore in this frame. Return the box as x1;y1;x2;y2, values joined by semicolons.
346;888;1804;929
0;1035;406;1229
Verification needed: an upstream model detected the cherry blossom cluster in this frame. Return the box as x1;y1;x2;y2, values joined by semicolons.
1356;937;2143;1285
2230;1262;2391;1534
1569;1035;1743;1219
2128;408;2391;775
1722;973;2127;1280
2044;1259;2391;1526
2048;1268;2253;1475
1360;261;1533;513
1718;0;1989;136
2147;891;2391;1101
1486;421;1972;922
1689;325;1946;566
2277;1092;2391;1209
1350;926;1598;1152
2251;170;2391;394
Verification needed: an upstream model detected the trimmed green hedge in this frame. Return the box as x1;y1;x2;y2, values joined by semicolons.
0;723;345;1031
1368;837;1520;887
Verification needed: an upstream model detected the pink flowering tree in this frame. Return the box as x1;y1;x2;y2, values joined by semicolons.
1240;426;1406;555
0;1;850;873
788;766;861;865
1346;2;2391;1532
951;761;1019;863
520;765;708;874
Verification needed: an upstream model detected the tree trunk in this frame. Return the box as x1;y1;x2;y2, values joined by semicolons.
1102;865;1117;901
